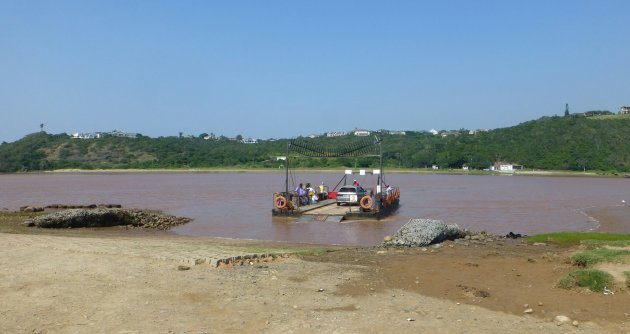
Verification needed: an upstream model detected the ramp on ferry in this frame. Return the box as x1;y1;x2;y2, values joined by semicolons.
299;200;363;223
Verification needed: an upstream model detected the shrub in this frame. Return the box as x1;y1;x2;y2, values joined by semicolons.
571;248;630;267
559;269;614;292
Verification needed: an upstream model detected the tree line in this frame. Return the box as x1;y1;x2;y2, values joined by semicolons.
1;115;629;173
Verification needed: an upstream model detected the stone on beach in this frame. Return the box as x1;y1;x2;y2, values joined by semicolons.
22;208;191;230
383;218;463;247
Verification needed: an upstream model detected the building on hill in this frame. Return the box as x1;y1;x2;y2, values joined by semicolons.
71;132;101;139
108;130;138;138
492;162;523;172
353;129;370;136
619;106;630;115
326;131;347;137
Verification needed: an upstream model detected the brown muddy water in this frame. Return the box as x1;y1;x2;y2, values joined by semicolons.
1;172;629;245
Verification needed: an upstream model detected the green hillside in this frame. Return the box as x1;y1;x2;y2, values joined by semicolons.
1;115;629;173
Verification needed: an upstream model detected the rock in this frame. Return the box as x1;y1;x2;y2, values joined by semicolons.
22;208;191;230
383;235;392;242
523;308;534;314
177;265;190;271
382;219;462;247
554;315;571;325
572;320;579;327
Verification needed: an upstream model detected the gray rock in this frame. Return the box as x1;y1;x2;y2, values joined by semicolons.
382;219;462;247
22;208;191;230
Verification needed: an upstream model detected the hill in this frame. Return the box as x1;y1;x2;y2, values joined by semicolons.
1;115;629;173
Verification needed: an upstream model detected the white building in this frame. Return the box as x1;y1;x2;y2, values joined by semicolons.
71;132;101;139
326;131;347;137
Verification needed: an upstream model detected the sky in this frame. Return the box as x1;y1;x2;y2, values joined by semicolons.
1;0;629;142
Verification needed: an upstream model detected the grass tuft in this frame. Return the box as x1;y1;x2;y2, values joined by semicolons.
559;269;614;292
571;248;630;267
625;271;630;289
527;232;630;247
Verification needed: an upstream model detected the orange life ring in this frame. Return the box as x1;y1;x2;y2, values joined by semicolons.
274;196;287;210
359;196;373;210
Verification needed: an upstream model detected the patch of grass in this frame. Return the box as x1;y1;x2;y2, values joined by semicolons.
625;271;630;289
559;269;614;292
571;248;630;267
527;232;630;247
581;239;630;247
293;248;332;258
0;211;39;233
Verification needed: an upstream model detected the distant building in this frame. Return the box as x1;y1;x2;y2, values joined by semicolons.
71;132;101;139
242;138;258;144
326;131;347;137
619;106;630;115
429;129;439;135
108;130;138;138
353;129;371;136
494;162;523;172
388;130;406;135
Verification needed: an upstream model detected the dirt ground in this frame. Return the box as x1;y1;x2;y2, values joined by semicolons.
1;225;629;334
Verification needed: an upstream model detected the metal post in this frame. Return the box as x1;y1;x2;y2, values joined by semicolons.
285;142;290;207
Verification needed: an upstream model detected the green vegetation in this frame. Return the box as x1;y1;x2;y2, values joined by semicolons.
559;269;614;292
527;232;630;247
625;271;630;288
2;114;630;173
571;248;630;267
529;232;630;292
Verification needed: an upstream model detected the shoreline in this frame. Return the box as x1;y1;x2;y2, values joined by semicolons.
0;167;623;178
1;226;627;333
584;204;630;234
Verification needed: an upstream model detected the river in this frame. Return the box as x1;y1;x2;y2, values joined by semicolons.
1;171;628;245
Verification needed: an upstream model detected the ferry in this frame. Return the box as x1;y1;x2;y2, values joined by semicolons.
271;137;400;222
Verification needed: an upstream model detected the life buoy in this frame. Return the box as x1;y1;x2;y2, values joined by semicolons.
274;196;287;210
359;196;373;210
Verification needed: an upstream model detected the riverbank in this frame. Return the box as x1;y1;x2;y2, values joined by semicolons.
17;167;627;178
1;214;629;333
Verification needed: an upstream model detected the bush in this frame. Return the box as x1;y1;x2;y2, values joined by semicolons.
559;269;614;292
571;248;630;267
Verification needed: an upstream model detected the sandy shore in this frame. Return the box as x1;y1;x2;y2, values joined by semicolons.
1;229;629;333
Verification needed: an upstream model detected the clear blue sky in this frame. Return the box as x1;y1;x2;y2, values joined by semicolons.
1;0;629;142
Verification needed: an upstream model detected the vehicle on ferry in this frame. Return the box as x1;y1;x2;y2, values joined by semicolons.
336;186;367;206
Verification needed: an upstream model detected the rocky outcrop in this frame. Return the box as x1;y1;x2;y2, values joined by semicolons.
383;218;464;247
22;209;191;230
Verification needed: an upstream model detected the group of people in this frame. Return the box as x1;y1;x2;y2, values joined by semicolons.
295;182;328;205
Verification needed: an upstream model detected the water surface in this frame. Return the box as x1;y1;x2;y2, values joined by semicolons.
1;172;628;245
